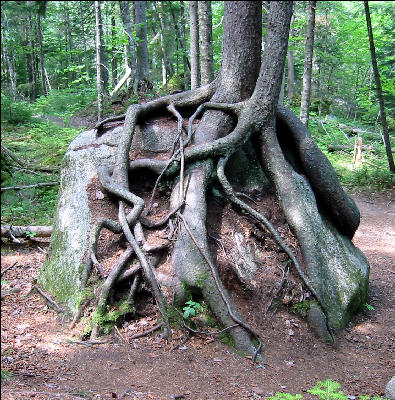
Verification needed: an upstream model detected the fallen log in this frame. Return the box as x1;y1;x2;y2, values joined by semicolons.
1;225;53;239
327;144;374;152
1;181;58;192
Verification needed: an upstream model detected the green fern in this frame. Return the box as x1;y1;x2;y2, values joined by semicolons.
307;379;347;400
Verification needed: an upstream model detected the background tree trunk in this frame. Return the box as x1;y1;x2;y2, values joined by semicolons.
287;11;296;103
37;14;47;96
198;1;214;85
1;11;17;100
189;1;200;89
95;1;104;121
364;1;394;172
300;1;316;126
119;0;136;91
180;1;190;90
134;1;150;91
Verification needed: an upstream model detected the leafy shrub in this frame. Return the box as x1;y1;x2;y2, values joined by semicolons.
1;93;32;124
32;88;96;118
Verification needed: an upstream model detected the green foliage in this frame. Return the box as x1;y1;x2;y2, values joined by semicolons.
290;300;313;317
1;94;32;125
308;379;346;400
183;300;202;319
363;303;375;311
267;379;389;400
92;301;135;334
31;88;96;120
1;369;13;381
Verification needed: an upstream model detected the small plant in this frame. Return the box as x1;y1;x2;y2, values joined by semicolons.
363;303;375;311
1;369;13;381
290;300;312;317
307;379;346;400
25;230;37;239
183;300;202;319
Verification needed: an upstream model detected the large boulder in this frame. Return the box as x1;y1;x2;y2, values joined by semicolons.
38;119;180;314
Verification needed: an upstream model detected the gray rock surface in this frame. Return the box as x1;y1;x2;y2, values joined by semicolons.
386;376;395;400
38;119;179;314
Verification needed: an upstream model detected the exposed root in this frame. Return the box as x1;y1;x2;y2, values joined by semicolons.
177;211;262;362
216;154;334;340
118;202;170;337
129;322;165;340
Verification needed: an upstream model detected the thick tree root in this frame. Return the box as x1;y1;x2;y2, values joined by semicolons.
177;212;262;362
217;154;334;341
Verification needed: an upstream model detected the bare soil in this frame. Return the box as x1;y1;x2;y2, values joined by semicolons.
1;190;394;400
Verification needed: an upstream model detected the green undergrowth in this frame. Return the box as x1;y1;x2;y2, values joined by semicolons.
268;379;389;400
308;117;395;192
1;92;86;225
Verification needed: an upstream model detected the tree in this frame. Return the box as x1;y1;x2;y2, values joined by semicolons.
119;0;136;91
134;1;151;93
364;1;394;172
299;1;316;126
198;1;214;85
39;1;369;359
95;1;104;121
189;1;200;89
287;9;296;103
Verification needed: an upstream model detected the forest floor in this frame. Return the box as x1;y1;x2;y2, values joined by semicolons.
1;190;394;400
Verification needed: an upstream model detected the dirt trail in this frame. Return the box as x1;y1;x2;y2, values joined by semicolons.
1;190;394;400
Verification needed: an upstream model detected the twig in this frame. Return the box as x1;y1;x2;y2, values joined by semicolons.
129;322;165;340
33;285;64;313
1;181;58;192
66;339;108;347
70;298;91;329
115;325;129;345
1;261;18;276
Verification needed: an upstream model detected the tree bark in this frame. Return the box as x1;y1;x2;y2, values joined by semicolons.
189;1;200;89
364;1;394;172
299;1;316;126
95;1;104;121
180;1;190;90
111;14;118;87
134;1;150;91
119;0;136;90
1;10;17;100
287;11;296;103
198;1;214;85
171;0;262;355
37;14;47;96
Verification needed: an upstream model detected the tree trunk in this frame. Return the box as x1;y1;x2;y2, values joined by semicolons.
364;1;394;172
180;1;190;90
119;0;136;91
1;12;17;100
95;1;104;121
189;1;200;89
134;1;150;92
287;11;296;103
299;1;316;126
111;14;118;87
198;1;214;85
37;14;47;96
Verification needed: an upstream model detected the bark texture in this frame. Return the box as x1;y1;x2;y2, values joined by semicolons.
299;1;316;126
189;1;200;89
198;1;214;85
